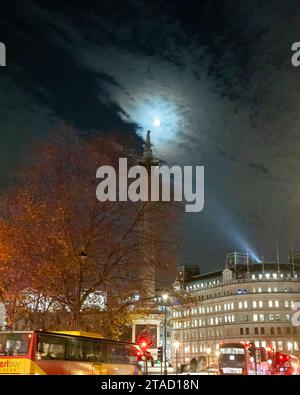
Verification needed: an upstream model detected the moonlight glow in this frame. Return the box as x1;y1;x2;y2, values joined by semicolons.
153;118;161;127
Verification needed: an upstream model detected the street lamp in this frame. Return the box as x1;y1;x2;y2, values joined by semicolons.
206;347;211;370
162;293;169;375
174;341;180;375
75;250;88;330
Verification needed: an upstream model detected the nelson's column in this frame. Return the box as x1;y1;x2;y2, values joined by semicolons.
131;130;163;361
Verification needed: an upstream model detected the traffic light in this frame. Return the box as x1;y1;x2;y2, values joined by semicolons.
248;342;256;358
138;337;150;351
157;346;163;363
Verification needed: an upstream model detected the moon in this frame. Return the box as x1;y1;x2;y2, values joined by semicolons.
153;118;161;127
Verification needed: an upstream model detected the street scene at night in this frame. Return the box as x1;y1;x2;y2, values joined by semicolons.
1;0;300;386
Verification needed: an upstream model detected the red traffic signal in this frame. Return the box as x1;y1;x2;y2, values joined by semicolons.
138;338;150;350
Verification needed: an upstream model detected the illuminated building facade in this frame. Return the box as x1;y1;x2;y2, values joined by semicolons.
170;252;300;366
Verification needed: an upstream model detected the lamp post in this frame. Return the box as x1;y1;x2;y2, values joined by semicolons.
206;347;211;372
75;250;88;330
174;341;180;374
162;293;169;375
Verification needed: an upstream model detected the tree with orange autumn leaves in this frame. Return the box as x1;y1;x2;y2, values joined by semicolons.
0;126;179;338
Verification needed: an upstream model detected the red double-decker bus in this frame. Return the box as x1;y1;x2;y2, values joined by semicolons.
218;342;270;375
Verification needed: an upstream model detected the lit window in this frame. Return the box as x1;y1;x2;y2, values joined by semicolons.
259;274;263;279
231;302;234;310
273;287;278;292
278;341;283;350
238;302;242;309
294;342;299;351
255;341;260;347
269;314;274;321
284;300;289;308
259;314;264;321
258;288;262;293
252;274;256;280
253;314;258;322
265;273;270;279
261;340;266;347
273;273;277;279
244;301;248;308
268;287;272;293
253;301;257;308
269;300;273;308
258;301;263;308
275;300;279;308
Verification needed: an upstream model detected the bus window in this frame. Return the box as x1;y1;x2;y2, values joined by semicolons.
124;345;139;363
89;341;105;362
83;341;103;362
83;341;93;361
66;339;105;362
107;343;125;363
36;335;66;360
65;338;85;361
0;333;31;356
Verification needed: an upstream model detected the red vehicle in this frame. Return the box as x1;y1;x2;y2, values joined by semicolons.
271;351;299;375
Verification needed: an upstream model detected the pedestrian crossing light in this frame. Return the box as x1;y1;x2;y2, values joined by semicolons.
157;346;163;363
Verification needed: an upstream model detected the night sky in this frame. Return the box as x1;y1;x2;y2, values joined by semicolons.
1;0;300;273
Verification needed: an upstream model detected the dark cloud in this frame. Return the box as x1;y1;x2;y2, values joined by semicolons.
247;162;269;175
0;0;300;271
